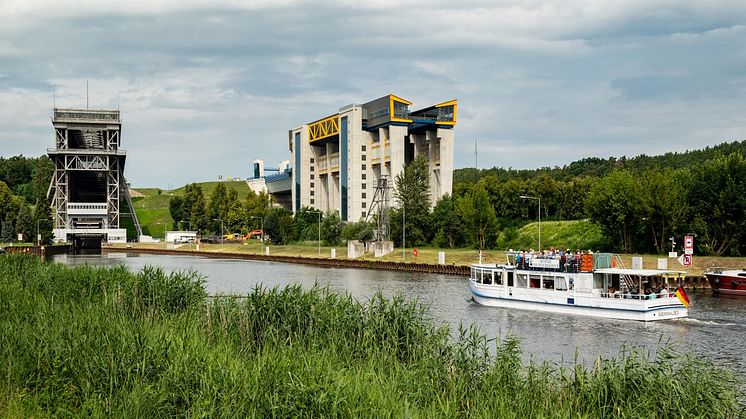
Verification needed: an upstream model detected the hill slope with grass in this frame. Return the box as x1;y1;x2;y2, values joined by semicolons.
125;181;252;239
497;219;608;251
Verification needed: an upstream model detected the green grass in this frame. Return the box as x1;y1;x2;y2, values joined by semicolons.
128;181;252;238
498;219;609;251
0;254;741;417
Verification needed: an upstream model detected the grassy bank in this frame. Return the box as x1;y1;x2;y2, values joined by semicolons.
0;254;741;416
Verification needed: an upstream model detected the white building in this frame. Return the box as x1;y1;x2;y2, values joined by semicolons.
289;94;456;222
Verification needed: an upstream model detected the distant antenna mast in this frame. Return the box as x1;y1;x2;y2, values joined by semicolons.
474;139;478;168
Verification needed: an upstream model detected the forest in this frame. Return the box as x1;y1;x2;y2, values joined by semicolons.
451;140;746;256
0;155;55;243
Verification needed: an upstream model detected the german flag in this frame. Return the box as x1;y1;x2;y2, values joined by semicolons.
675;286;690;308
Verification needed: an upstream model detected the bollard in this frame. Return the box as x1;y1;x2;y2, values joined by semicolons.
331;248;336;259
265;246;270;256
438;251;445;265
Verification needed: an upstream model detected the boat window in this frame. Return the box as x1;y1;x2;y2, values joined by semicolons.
494;271;503;285
507;271;514;287
484;271;492;285
530;275;541;289
554;276;567;291
542;277;554;290
516;273;528;288
593;274;604;290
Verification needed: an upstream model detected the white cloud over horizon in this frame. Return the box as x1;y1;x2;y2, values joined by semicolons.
1;1;745;187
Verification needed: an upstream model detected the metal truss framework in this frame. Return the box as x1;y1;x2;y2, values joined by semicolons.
364;176;392;242
49;110;141;236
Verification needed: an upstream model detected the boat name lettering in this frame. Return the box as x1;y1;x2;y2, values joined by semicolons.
528;259;560;269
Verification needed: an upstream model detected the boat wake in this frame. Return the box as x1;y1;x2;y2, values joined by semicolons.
680;318;739;327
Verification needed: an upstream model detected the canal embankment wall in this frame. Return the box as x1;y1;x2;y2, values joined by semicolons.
102;246;711;289
4;244;73;261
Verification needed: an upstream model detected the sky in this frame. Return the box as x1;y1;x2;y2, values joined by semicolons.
1;0;746;188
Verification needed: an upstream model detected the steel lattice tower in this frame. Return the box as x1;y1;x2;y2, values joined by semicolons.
48;108;141;243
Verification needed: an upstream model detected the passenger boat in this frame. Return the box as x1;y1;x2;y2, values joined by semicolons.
469;251;689;321
705;268;746;296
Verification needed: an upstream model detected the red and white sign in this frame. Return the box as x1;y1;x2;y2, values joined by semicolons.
684;235;694;249
683;254;692;266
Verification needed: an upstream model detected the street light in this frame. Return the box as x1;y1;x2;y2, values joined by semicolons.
213;218;224;245
250;216;264;250
312;211;321;257
36;218;42;246
402;205;406;260
520;195;541;251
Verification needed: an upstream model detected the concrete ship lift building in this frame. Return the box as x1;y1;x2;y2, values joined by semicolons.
289;94;456;221
48;108;141;244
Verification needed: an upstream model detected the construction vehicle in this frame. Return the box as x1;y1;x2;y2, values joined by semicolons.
241;230;264;240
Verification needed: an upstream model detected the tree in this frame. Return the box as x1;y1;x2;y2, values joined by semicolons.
458;184;498;249
33;198;54;244
320;210;342;246
264;207;295;245
1;214;13;242
14;202;33;242
431;193;463;248
585;170;644;253
394;156;432;246
169;196;185;229
30;156;54;203
180;184;209;234
639;168;688;253
687;153;746;256
208;183;229;234
342;220;374;242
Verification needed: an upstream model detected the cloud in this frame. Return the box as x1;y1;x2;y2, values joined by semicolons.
0;1;745;186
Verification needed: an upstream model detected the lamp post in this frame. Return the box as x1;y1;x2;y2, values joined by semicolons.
402;205;406;261
251;216;264;251
213;218;224;245
313;211;321;257
520;195;541;251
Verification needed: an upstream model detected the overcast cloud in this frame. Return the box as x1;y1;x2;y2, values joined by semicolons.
1;1;745;187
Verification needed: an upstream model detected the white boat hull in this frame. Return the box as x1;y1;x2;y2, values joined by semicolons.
469;282;687;322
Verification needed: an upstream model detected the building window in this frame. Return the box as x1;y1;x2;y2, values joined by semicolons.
362;173;366;180
310;199;314;205
362;211;366;218
310;190;315;196
362;202;366;208
361;155;366;161
310;182;314;188
310;166;314;172
362;192;366;199
310;174;314;180
362;145;366;151
310;158;314;163
362;183;366;189
361;164;366;171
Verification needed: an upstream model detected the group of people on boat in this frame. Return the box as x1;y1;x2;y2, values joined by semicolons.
604;283;671;300
514;248;596;272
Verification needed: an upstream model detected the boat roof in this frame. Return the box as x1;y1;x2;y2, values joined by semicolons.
594;268;686;276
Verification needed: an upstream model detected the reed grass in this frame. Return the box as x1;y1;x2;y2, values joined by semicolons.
0;254;741;417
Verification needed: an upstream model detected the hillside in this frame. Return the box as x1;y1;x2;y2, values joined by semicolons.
126;180;252;239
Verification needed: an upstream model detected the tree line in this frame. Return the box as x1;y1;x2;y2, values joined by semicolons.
0;155;55;244
453;142;746;256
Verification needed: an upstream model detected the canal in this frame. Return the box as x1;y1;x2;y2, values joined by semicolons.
56;252;746;385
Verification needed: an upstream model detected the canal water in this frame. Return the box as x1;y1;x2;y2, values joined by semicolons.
56;252;746;385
